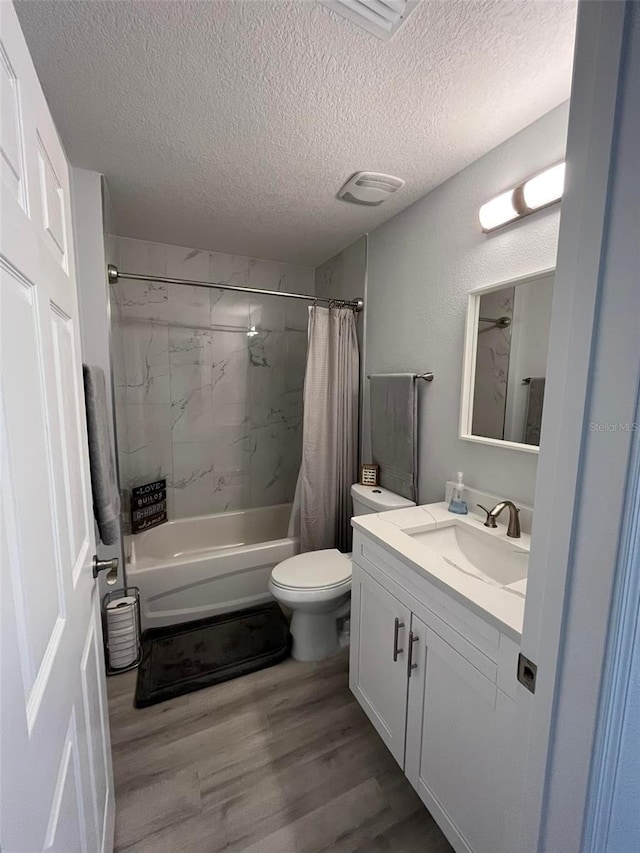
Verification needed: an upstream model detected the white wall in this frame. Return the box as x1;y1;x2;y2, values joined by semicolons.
363;103;568;505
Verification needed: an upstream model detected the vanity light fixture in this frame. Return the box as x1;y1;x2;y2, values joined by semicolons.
479;161;566;233
522;162;566;211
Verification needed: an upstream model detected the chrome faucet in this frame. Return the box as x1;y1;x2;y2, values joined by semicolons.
477;501;521;538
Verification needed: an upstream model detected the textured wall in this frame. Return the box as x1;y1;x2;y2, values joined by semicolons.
110;237;314;519
364;103;569;506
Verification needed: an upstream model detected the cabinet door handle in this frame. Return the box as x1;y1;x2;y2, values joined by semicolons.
393;618;405;661
407;631;419;677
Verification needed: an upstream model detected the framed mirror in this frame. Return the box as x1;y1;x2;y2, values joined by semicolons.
460;268;554;452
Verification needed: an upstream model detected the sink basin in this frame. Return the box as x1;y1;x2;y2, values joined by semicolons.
407;523;529;586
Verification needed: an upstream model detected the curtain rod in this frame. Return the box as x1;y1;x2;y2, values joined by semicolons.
107;265;364;312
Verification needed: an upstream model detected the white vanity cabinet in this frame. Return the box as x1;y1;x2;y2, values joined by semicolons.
349;531;522;853
349;568;412;766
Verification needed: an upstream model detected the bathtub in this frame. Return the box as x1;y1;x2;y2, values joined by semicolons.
127;504;298;629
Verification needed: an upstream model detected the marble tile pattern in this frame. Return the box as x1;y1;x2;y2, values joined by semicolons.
471;287;514;441
110;237;314;519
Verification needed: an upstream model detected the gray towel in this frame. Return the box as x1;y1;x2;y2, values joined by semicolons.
523;377;546;445
83;365;120;545
370;373;417;502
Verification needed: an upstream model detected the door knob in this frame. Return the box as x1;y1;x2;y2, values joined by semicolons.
93;555;118;583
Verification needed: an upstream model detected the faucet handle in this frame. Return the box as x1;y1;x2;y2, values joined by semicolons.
477;504;497;528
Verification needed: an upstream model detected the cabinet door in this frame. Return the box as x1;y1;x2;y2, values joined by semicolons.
406;627;515;853
349;564;411;767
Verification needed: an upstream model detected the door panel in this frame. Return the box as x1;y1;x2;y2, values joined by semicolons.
0;4;115;851
349;564;411;766
44;714;88;853
412;628;512;853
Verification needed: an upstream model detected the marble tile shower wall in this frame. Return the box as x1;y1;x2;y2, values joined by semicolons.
110;237;314;519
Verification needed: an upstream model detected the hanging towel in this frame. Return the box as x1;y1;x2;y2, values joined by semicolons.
83;364;120;545
523;377;546;446
370;373;417;502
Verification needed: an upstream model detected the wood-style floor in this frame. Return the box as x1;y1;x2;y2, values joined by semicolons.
107;650;453;853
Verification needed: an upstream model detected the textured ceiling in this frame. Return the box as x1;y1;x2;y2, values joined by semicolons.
16;0;576;266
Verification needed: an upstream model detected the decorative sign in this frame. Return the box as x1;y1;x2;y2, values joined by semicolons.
131;479;167;533
360;464;379;487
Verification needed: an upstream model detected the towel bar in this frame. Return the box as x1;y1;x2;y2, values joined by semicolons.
367;372;434;382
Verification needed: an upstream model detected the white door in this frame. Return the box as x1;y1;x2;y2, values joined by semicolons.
349;564;411;766
0;4;115;852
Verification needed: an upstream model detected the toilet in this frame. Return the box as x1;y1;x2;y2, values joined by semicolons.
269;483;415;661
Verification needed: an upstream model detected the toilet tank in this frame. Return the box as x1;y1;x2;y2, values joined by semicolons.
351;483;416;516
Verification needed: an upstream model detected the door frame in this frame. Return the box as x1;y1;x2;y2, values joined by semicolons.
515;1;640;850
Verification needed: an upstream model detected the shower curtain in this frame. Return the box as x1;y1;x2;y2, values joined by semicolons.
293;305;359;553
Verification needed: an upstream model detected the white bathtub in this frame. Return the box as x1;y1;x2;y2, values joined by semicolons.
127;504;298;629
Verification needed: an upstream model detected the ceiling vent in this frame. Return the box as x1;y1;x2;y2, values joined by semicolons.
338;171;405;206
320;0;419;41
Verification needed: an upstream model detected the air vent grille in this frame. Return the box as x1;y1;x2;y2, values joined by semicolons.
338;171;405;205
320;0;419;41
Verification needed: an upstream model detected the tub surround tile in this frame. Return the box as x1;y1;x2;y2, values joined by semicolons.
210;289;251;330
285;299;310;332
166;246;210;284
211;332;250;407
124;322;170;405
211;474;249;513
249;367;287;428
249;298;285;333
209;252;252;287
172;442;216;519
118;237;167;278
168;327;213;367
168;285;211;331
111;236;311;515
212;425;250;476
126;404;172;490
249;258;314;294
170;364;214;445
118;282;169;324
213;401;248;428
250;422;288;507
248;330;285;369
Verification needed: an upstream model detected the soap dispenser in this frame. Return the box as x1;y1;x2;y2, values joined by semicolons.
448;472;468;515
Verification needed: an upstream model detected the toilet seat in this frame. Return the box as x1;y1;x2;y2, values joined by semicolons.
270;549;351;591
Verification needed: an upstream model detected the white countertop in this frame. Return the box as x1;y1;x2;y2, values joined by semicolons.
352;502;529;640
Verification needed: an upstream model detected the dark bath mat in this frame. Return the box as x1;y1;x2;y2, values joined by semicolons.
135;602;290;708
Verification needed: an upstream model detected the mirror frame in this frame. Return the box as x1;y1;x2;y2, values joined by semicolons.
459;267;555;453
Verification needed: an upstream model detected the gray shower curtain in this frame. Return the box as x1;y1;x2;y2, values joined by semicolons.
297;305;359;553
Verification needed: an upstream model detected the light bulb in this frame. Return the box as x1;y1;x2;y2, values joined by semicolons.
478;190;518;232
523;162;565;211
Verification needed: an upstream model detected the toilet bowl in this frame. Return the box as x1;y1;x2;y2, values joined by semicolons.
268;549;352;662
270;483;416;662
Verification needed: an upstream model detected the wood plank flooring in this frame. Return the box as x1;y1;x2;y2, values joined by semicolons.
107;650;453;853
